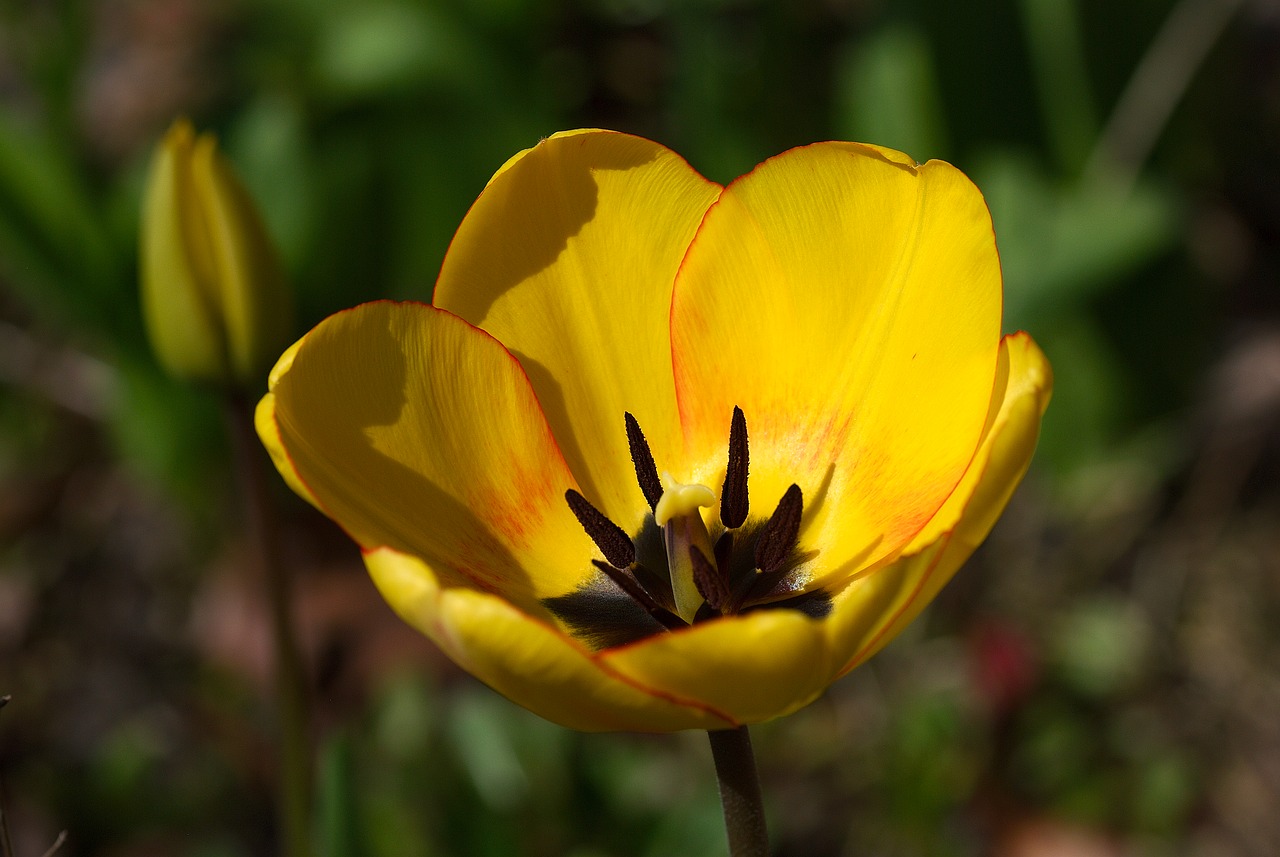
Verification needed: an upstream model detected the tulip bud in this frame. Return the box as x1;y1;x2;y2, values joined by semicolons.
140;119;291;388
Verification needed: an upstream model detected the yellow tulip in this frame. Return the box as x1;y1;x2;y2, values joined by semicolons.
257;130;1052;732
140;119;290;387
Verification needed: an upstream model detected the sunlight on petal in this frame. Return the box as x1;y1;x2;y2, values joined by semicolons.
672;142;1002;588
436;130;721;532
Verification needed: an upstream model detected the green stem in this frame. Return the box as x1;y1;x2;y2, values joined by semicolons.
708;727;769;857
226;395;313;857
1;695;14;857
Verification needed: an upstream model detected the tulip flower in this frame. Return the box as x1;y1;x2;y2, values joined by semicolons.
257;130;1051;733
140;119;291;388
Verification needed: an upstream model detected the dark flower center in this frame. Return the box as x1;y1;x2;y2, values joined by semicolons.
544;408;831;649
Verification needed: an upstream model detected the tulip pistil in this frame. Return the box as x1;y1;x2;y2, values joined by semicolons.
655;472;716;622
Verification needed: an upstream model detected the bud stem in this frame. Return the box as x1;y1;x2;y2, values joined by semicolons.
226;395;313;857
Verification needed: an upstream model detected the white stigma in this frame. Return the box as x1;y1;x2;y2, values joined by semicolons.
654;472;715;527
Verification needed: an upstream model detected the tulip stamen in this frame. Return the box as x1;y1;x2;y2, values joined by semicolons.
714;531;734;578
754;484;803;574
624;412;663;511
720;406;749;529
592;560;687;630
548;410;828;649
689;545;729;612
565;488;635;569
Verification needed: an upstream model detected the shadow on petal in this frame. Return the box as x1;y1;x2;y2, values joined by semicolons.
513;348;604;515
544;576;670;650
439;133;662;321
273;305;552;609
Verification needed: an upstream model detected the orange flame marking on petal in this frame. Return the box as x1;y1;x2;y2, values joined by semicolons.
473;463;568;551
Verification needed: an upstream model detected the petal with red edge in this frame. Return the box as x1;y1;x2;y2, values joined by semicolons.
435;130;722;532
826;332;1052;678
671;143;1002;585
259;300;596;606
598;608;831;725
365;546;736;732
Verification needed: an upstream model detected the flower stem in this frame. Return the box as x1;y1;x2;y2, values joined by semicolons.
226;395;313;857
707;726;769;857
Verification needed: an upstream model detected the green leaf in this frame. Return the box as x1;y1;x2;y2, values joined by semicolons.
975;150;1181;331
313;3;489;100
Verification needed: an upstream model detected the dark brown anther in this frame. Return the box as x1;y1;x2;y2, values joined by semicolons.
624;412;663;511
714;530;734;576
720;406;749;529
592;560;688;630
754;484;803;574
566;489;635;569
689;546;730;613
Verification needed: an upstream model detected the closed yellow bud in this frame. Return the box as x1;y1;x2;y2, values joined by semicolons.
140;119;291;388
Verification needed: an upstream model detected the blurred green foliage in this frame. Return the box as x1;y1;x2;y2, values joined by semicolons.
0;0;1213;497
307;674;727;857
0;0;1223;509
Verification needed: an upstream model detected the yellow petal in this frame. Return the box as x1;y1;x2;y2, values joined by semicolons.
191;131;292;384
597;609;833;725
139;119;228;382
365;546;736;732
671;142;1003;585
825;332;1052;677
434;130;721;532
258;300;598;605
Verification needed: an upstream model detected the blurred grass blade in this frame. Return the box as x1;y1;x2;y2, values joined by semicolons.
835;23;949;160
0;109;128;340
317;733;363;857
1086;0;1245;193
1019;0;1098;174
0;109;115;284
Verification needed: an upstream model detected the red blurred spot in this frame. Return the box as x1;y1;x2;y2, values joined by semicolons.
970;619;1039;716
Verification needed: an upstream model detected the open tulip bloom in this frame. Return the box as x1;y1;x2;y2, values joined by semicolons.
257;129;1050;850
